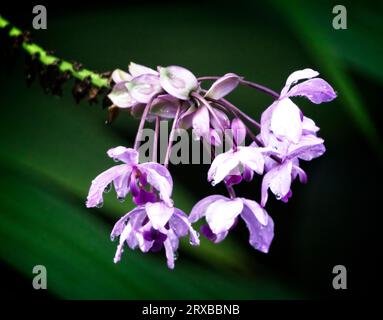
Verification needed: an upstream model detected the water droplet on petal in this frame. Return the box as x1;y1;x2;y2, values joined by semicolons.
275;193;282;200
117;196;125;203
173;251;179;261
96;202;104;208
110;235;115;241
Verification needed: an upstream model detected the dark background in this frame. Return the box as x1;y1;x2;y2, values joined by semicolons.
0;0;381;299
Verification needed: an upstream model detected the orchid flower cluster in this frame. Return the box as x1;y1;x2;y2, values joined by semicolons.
85;62;336;269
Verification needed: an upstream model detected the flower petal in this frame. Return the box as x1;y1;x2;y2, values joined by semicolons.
171;209;200;246
261;161;292;207
145;202;174;229
205;73;241;99
208;150;239;186
150;94;181;119
127;74;162;103
138;162;173;206
192;105;210;141
111;69;132;83
110;207;145;240
189;194;228;223
86;164;130;208
108;82;136;108
302;116;320;135
270;98;302;143
281;68;319;97
287;134;325;161
163;238;175;269
159;65;198;100
107;146;139;164
205;198;244;234
231;118;247;145
241;198;269;226
128;62;158;77
240;203;274;253
236;146;265;175
286;78;337;104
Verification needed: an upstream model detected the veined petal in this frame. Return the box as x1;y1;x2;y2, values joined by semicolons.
189;195;227;223
208;150;239;186
111;69;132;83
260;102;276;145
210;108;230;131
261;161;292;207
108;82;136;108
128;62;158;77
107;146;139;164
145;202;174;229
240;202;274;253
110;207;145;240
270;98;302;143
287;134;325;161
86;164;130;208
286;78;337;104
159;65;198;100
205;198;244;234
139;162;173;205
281;68;319;97
205;73;241;99
127;74;162;103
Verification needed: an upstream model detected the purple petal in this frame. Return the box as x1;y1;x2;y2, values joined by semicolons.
260;102;276;146
163;238;175;269
130;103;155;121
112;171;131;199
286;78;337;104
231;118;247;145
261;161;293;207
138;162;173;206
150;94;181;119
133;189;157;206
205;198;244;234
107;146;139;164
208;150;239;186
281;68;319;97
128;62;158;77
127;74;162;103
178;105;197;130
111;69;133;83
240;198;268;226
302;116;320;135
108;82;136;108
225;174;242;187
189;195;227;223
110;207;145;240
242;165;254;182
205;73;241;99
86;164;130;208
171;209;200;246
145;202;174;229
159;66;198;100
287;134;325;161
240;201;274;253
192;105;210;141
292;165;308;184
236;146;265;175
270;98;303;143
210;108;230;130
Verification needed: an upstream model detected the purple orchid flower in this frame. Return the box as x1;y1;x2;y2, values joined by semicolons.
261;68;336;144
111;201;200;269
189;195;274;253
86;146;173;208
207;118;275;186
259;132;326;206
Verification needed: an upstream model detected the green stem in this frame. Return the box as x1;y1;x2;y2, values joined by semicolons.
0;16;109;88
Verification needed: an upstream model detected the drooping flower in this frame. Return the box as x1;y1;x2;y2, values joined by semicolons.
86;147;173;208
259;133;325;206
189;195;274;253
261;68;336;144
111;201;200;269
